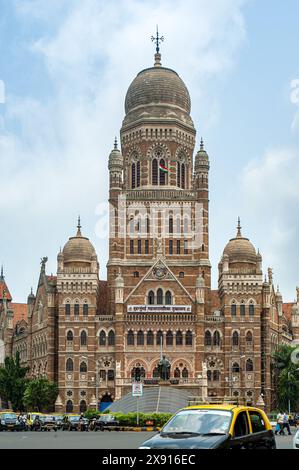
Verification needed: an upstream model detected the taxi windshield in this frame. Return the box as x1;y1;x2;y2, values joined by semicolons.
2;413;17;420
162;409;232;435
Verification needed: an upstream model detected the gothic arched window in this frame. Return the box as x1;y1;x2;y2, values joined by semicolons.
159;158;166;186
182;367;188;378
108;330;115;346
246;331;253;343
147;330;154;345
166;330;173;346
165;290;172;305
137;330;144;346
232;331;239;346
176;330;183;346
181;163;185;189
127;330;134;346
66;400;73;413
131;163;136;189
204;330;212;346
99;330;106;346
157;288;163;305
80;361;87;373
246;359;254;371
186;330;193;345
232;362;240;373
174;367;180;378
80;331;87;346
66;358;73;372
152;159;158;185
67;331;73;341
177;162;181;187
213;330;221;346
148;290;155;305
156;330;163;346
136;161;140;187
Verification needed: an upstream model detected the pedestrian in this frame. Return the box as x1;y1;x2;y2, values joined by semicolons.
282;411;292;435
276;411;285;435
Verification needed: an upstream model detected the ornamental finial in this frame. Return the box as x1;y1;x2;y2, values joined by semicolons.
151;26;164;67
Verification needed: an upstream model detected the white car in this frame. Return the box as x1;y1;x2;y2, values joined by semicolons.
293;429;299;449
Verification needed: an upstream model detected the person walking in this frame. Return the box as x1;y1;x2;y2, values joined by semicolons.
282;411;292;435
276;411;285;435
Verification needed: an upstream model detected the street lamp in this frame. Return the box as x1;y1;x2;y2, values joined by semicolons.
287;368;299;415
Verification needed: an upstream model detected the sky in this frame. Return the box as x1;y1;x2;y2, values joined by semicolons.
0;0;299;303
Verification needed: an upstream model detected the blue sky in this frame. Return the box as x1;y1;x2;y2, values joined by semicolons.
0;0;299;303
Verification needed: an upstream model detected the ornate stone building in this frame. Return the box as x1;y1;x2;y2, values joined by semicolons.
1;49;298;413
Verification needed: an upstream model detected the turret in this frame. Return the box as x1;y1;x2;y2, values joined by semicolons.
108;138;123;190
194;138;210;190
27;287;35;318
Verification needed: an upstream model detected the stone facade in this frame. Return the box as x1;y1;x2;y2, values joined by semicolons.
0;52;298;413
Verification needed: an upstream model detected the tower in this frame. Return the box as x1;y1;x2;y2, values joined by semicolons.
107;37;211;394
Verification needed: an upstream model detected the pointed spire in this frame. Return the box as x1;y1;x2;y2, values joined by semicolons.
151;25;164;67
0;265;4;281
114;137;118;150
200;137;204;151
76;215;82;237
236;217;242;238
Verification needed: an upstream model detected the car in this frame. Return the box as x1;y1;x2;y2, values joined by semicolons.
139;404;276;449
93;414;120;431
40;415;58;432
293;429;299;449
53;414;64;429
0;412;22;432
26;412;44;430
289;414;299;427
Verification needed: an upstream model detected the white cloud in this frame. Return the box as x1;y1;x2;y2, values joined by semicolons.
1;0;247;301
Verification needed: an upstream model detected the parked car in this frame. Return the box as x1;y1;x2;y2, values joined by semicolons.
53;414;64;430
26;413;44;431
93;414;120;431
139;405;276;449
0;412;22;432
289;414;299;427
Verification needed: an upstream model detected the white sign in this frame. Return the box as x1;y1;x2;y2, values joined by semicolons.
132;382;143;397
127;305;192;313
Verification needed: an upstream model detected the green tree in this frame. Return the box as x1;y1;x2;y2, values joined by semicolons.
272;344;299;410
23;378;58;412
0;351;29;411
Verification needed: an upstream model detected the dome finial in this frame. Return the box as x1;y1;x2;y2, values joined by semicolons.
200;137;204;151
0;264;4;281
237;217;242;238
114;137;118;150
151;25;164;67
77;215;82;237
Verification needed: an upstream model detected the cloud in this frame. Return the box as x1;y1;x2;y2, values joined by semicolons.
239;147;299;301
0;0;247;301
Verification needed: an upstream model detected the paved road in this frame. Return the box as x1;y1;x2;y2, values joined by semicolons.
0;429;296;449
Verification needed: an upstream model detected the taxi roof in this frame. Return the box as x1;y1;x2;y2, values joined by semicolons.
182;404;262;412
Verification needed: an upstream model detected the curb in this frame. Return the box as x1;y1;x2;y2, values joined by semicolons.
106;426;160;432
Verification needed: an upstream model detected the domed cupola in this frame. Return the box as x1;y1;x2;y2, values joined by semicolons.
223;218;258;265
108;138;123;171
62;218;97;267
122;50;194;130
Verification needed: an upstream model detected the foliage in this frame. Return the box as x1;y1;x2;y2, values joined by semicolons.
83;410;172;427
23;378;58;412
271;344;299;411
0;352;29;411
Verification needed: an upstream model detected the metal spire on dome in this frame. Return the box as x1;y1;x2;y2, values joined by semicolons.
200;137;204;151
151;25;164;67
77;215;82;237
0;265;4;281
236;217;242;238
114;137;118;150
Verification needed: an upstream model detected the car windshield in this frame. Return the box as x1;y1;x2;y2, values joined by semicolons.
44;416;55;421
2;413;16;420
100;416;113;421
69;416;80;422
162;409;232;435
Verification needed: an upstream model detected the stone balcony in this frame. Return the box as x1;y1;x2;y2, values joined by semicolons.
125;189;197;201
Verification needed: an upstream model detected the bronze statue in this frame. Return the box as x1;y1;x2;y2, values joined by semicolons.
157;355;171;381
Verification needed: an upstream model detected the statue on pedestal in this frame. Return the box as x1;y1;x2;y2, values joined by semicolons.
157;355;171;381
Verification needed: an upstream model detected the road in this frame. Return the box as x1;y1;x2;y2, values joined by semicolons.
0;429;295;449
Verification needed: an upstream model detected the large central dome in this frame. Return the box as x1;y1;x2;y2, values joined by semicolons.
122;54;194;130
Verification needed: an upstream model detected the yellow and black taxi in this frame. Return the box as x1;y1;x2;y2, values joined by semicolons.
139;404;276;449
0;411;22;432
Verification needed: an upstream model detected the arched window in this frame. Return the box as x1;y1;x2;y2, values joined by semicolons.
246;331;253;343
127;330;134;346
249;304;254;316
80;362;87;373
182;367;188;378
176;331;183;346
213;370;220;381
74;303;79;316
207;370;212;381
152;159;158;185
231;304;237;316
83;304;88;316
204;330;212;346
148;290;155;305
80;400;87;413
108;330;115;346
169;217;173;234
174;367;180;378
65;304;70;316
66;358;73;372
166;330;173;346
246;359;253;371
181;163;185;189
159;158;166;185
232;331;239;346
67;331;73;341
131;163;136;189
137;330;144;346
80;331;87;346
66;400;73;413
147;330;154;345
213;331;221;346
177;162;181;188
240;303;245;316
157;288;163;305
99;330;106;346
156;330;163;346
232;362;240;373
153;367;159;378
165;291;172;305
136;161;140;187
186;330;193;345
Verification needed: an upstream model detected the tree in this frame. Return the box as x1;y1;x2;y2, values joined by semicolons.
0;351;29;411
23;378;58;412
271;345;299;411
